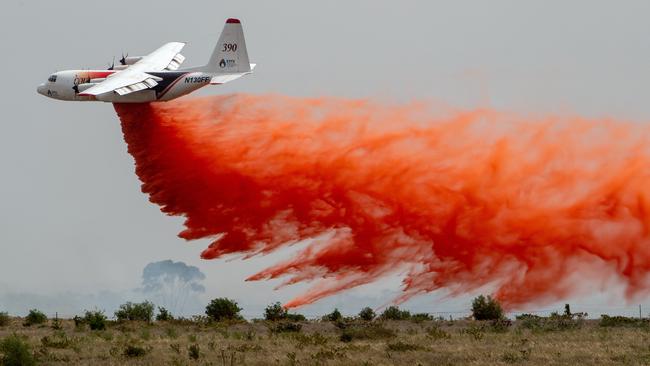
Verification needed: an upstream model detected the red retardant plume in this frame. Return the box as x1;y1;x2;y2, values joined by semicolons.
115;95;650;309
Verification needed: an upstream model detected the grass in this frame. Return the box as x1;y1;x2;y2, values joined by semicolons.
0;316;647;365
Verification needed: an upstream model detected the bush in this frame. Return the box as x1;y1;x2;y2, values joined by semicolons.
0;333;36;366
516;311;586;331
123;344;148;357
205;298;242;322
51;314;62;330
265;302;288;321
41;331;74;349
386;341;422;352
322;308;342;322
600;315;649;328
339;324;396;342
0;312;9;327
156;307;174;322
84;310;107;330
411;313;433;322
358;307;375;321
273;322;302;333
188;344;200;360
490;318;512;332
264;302;305;322
426;325;451;340
115;301;154;322
23;309;47;326
471;295;503;320
380;306;411;320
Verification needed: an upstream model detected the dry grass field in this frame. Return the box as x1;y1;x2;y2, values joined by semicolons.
1;315;650;366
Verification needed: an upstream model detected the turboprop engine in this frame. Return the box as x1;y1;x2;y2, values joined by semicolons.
121;56;143;65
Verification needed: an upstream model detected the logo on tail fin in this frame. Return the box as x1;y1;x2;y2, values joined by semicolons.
219;59;226;68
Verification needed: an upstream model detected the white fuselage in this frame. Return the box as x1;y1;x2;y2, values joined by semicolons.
37;69;212;103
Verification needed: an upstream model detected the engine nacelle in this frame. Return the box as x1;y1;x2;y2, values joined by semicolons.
122;56;143;65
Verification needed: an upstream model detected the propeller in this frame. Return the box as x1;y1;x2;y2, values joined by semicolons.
119;52;128;66
107;56;115;70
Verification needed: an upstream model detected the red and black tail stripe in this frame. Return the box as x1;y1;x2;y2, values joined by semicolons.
148;72;190;99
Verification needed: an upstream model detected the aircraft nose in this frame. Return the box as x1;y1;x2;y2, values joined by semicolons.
37;83;47;96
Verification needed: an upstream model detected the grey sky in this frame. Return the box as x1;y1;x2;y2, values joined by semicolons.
2;0;650;318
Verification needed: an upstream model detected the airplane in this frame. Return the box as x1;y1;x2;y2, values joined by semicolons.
37;18;254;103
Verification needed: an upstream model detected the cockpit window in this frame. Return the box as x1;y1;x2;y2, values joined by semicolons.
48;75;57;83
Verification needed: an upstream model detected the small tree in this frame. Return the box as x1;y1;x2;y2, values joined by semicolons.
358;307;376;321
1;334;36;366
205;298;242;322
471;295;504;321
156;307;174;321
84;310;107;330
115;301;155;322
265;302;288;321
380;306;411;320
0;312;9;327
323;308;342;322
23;309;47;326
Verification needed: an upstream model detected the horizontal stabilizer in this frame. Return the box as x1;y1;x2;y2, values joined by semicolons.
210;64;256;84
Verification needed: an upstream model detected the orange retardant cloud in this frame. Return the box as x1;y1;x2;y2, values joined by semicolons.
115;94;650;309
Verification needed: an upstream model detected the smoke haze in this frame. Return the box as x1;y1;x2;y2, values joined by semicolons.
140;260;206;314
116;94;650;309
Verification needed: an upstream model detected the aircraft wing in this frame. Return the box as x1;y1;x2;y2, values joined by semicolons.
129;42;186;72
80;42;186;96
79;70;162;96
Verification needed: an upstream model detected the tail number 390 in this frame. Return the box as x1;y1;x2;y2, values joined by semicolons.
222;43;238;52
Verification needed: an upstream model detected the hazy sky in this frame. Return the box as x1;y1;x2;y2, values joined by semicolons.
2;0;650;318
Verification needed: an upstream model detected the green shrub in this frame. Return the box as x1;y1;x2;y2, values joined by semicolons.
123;344;148;357
386;341;422;352
205;298;242;322
0;333;36;366
84;310;107;330
265;302;288;321
115;301;154;322
380;306;411;320
41;331;74;349
339;324;396;342
516;311;586;331
490;318;512;332
471;295;503;321
23;309;47;326
358;307;375;321
323;308;342;322
0;312;9;327
73;315;85;329
426;325;451;340
156;307;174;322
273;322;302;333
599;315;648;328
188;344;200;360
515;313;543;330
411;313;433;322
463;324;485;340
51;314;62;330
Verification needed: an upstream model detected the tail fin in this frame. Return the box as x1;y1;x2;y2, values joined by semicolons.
204;18;251;73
